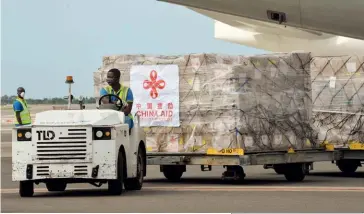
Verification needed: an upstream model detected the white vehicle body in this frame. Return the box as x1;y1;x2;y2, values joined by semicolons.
12;108;146;197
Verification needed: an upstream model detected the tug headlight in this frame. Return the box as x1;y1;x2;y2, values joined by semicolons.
96;130;103;138
92;127;111;140
25;131;32;139
17;128;32;141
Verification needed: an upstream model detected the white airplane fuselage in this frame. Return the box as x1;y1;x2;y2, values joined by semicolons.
159;0;364;56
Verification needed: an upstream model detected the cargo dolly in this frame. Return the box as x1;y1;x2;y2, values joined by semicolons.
147;143;364;182
265;142;364;175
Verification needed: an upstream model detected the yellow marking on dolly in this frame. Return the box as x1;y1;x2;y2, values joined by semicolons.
179;137;184;145
325;144;335;151
305;139;312;147
192;145;204;151
287;148;295;153
348;141;364;150
321;141;334;151
206;148;244;156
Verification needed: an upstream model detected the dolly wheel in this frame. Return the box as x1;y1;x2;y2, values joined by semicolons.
283;163;306;182
337;160;359;174
222;165;246;183
273;165;286;174
162;165;184;181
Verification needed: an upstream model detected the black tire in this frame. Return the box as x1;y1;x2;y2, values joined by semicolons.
46;181;67;191
304;163;311;175
163;166;184;181
235;166;246;181
19;181;34;197
273;165;286;174
223;166;246;183
283;163;306;182
108;151;125;195
124;147;145;190
337;160;359;174
274;168;285;174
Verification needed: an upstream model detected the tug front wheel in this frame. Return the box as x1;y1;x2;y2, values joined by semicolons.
19;181;34;197
46;181;67;191
108;151;125;195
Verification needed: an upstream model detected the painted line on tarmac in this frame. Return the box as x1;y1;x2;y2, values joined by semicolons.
2;186;364;194
150;186;364;192
1;117;35;125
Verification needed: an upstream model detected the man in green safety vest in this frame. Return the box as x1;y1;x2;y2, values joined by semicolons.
13;87;32;127
100;68;134;132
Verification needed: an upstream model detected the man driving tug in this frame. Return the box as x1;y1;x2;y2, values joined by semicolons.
12;75;147;197
100;68;134;133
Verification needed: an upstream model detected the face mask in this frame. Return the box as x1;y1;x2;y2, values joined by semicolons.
20;92;25;98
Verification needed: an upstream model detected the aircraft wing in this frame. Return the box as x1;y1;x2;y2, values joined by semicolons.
158;0;364;41
158;0;364;56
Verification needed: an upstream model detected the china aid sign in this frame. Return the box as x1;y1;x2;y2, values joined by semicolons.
130;65;180;127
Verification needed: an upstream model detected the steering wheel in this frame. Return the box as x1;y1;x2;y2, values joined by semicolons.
98;94;124;111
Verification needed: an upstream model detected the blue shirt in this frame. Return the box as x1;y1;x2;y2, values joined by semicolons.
13;100;24;112
13;99;31;126
99;87;134;103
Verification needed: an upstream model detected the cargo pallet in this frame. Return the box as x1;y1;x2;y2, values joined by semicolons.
146;143;364;182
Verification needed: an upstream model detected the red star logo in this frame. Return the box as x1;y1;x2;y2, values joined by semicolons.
143;70;166;99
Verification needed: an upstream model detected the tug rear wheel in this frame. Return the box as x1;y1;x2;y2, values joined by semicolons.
124;147;145;190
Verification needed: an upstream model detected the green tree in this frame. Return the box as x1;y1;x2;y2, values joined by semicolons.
1;95;97;105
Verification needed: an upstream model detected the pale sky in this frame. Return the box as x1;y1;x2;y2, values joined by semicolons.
1;0;265;99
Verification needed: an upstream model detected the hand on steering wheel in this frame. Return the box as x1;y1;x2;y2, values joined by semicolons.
98;94;124;111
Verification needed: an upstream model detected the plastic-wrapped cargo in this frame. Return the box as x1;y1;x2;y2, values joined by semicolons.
94;52;317;153
311;55;364;147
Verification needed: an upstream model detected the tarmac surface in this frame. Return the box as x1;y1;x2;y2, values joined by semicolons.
1;105;364;212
